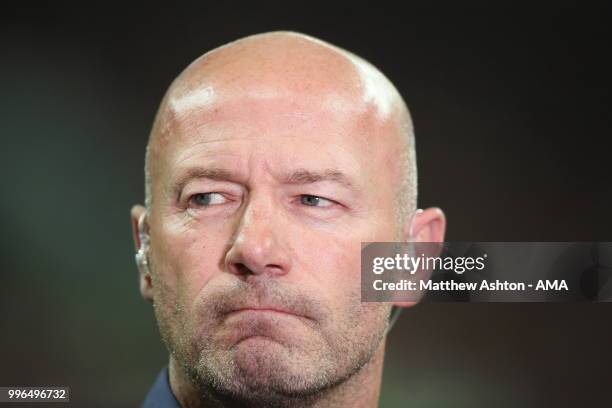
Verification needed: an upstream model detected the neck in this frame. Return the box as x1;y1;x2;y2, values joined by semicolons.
169;341;386;408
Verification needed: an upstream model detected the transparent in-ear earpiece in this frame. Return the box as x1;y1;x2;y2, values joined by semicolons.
135;213;150;272
135;248;148;268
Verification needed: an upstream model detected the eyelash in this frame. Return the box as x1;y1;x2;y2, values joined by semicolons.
189;192;228;207
298;194;336;208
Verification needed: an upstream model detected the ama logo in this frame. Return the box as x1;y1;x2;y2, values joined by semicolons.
535;280;568;290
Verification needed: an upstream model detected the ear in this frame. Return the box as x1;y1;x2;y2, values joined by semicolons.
405;207;446;244
131;204;154;302
394;207;447;309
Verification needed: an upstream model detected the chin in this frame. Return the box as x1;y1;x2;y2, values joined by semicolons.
208;337;326;396
234;337;305;381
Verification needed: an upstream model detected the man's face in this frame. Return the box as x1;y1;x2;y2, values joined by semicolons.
145;75;405;399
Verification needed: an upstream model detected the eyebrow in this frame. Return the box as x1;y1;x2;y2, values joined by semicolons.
171;166;356;197
171;167;236;198
285;169;355;189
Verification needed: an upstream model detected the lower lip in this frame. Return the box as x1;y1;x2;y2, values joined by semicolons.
228;308;301;318
224;308;312;326
220;309;305;344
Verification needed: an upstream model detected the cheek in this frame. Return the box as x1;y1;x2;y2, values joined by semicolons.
152;219;230;304
296;232;361;298
330;240;361;286
293;217;399;309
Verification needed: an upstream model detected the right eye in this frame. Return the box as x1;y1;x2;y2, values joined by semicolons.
189;192;228;207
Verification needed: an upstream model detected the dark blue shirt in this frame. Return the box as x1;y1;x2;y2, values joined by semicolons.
141;366;182;408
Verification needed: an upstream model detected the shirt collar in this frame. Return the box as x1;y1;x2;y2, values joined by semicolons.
141;366;182;408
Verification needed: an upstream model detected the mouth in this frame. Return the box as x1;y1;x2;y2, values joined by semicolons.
226;307;308;320
213;301;320;346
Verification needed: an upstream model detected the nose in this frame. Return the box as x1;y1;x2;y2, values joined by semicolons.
224;197;292;279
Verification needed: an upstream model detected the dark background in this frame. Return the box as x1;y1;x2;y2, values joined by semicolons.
1;4;611;407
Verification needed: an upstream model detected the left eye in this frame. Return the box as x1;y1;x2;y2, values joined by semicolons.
300;195;334;207
190;192;228;207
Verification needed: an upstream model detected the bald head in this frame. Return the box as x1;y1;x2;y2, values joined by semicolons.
145;31;417;224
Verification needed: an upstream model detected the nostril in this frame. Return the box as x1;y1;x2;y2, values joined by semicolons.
234;263;252;275
230;261;285;277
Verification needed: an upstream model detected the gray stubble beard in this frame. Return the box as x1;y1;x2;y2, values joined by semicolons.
156;284;391;407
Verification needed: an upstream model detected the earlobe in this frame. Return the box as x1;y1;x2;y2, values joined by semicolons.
139;271;154;303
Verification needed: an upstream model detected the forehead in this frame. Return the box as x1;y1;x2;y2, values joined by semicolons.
151;88;402;187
